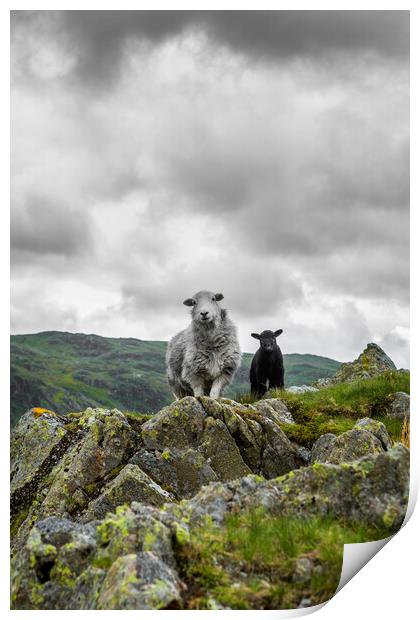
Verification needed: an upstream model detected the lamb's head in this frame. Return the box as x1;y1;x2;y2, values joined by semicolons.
251;329;283;353
183;290;224;327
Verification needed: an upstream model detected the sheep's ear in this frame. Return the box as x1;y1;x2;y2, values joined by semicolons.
215;293;224;301
251;333;260;340
274;329;283;337
183;298;196;307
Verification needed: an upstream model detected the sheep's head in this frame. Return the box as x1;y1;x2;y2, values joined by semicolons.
183;290;224;327
251;329;283;353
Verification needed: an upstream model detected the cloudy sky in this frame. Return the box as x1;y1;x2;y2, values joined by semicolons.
10;10;410;366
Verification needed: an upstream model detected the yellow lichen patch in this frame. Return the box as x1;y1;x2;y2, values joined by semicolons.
32;407;57;418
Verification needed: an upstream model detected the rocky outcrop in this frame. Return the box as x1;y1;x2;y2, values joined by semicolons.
314;343;397;387
11;444;409;609
11;398;302;550
10;388;410;610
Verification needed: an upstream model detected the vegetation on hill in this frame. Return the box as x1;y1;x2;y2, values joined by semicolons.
272;371;409;447
10;331;340;425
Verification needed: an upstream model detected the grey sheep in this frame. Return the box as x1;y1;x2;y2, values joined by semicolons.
166;290;241;399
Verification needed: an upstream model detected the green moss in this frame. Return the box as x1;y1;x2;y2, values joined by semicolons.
162;449;171;461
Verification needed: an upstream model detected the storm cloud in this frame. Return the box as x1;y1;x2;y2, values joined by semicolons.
10;11;410;367
12;11;409;87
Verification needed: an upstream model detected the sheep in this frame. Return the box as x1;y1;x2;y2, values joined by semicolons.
166;290;241;399
249;329;284;397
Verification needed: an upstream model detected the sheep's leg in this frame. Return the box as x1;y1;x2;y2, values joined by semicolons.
210;376;228;399
188;375;205;397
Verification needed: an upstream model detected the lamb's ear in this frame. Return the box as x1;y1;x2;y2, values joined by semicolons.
183;298;196;307
215;293;224;301
251;333;261;340
274;329;283;337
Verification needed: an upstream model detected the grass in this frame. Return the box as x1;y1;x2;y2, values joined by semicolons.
174;508;391;609
236;372;409;448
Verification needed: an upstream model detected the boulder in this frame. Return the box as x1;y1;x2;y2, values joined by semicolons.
386;392;410;420
354;418;392;450
97;552;181;610
252;398;295;424
39;408;140;519
11;408;140;551
11;409;71;510
311;433;337;464
311;429;383;465
141;397;207;450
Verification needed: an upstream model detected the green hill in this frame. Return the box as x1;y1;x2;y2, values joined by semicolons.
10;331;341;425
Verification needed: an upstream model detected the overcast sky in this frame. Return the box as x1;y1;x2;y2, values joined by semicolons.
10;10;410;366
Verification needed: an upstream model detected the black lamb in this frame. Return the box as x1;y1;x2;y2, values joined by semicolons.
249;329;284;397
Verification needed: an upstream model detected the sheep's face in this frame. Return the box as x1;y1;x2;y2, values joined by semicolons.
251;329;283;353
183;290;224;327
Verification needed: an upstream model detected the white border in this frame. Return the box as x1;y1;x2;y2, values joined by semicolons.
3;3;417;618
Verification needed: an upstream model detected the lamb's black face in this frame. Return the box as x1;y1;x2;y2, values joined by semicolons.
259;330;277;353
251;328;283;352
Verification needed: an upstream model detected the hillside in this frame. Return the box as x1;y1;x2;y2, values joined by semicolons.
10;331;341;425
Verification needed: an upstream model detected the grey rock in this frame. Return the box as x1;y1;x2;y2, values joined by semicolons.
387;392;410;420
312;429;383;465
354;418;392;450
253;398;295;424
130;447;218;499
82;464;173;521
259;418;304;477
311;433;337;464
97;552;181;610
11;409;69;502
293;557;313;583
287;385;319;394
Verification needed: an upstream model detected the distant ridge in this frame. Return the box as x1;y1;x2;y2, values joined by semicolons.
10;331;341;425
